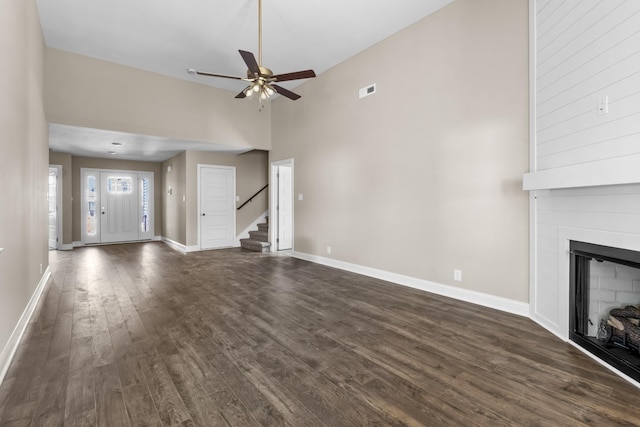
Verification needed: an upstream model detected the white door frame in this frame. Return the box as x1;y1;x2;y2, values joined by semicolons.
48;165;63;250
270;158;294;252
197;164;237;251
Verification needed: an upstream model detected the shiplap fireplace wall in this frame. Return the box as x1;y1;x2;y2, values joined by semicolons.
525;0;640;383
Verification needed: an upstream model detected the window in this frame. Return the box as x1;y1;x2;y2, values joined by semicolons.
107;177;133;193
86;175;97;236
140;178;150;232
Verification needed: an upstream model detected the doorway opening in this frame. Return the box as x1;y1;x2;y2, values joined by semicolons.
270;159;294;251
48;166;62;250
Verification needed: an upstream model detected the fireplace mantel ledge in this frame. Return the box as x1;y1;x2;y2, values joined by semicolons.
523;154;640;191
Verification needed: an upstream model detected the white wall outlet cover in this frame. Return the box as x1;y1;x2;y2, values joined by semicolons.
167;187;172;195
236;196;240;201
182;195;186;202
298;193;303;201
167;165;172;172
326;246;332;254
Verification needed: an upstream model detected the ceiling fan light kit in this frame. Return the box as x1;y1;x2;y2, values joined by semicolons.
189;0;316;106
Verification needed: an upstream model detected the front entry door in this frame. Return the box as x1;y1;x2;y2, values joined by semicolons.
100;172;139;243
199;166;236;250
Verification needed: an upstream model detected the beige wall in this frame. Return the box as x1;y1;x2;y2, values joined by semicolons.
70;157;163;242
49;151;73;245
270;0;529;302
0;0;48;362
162;152;187;245
182;150;269;247
44;48;272;151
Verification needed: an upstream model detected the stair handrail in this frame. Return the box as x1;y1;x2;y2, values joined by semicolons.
237;184;268;210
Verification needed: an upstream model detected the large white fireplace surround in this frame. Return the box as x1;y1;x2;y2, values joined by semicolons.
527;0;640;386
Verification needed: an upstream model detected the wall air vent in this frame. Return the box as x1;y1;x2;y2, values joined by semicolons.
359;84;376;99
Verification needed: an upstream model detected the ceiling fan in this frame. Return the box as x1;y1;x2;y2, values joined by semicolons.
187;0;316;101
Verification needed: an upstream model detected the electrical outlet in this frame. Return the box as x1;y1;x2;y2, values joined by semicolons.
326;246;332;255
454;269;462;281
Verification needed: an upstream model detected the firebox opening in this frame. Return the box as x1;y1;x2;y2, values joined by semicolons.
570;241;640;383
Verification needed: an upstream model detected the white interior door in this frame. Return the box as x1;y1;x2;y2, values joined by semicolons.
277;165;293;250
48;168;58;250
100;172;139;243
199;166;236;250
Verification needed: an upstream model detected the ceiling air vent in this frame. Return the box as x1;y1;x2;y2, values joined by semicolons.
359;84;376;99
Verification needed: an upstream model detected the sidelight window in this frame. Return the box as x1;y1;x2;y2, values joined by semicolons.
86;175;97;236
140;178;150;233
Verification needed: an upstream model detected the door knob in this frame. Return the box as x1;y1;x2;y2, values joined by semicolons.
202;213;205;216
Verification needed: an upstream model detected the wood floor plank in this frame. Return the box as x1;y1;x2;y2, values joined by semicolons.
138;351;192;426
64;367;96;427
163;353;229;427
95;363;129;427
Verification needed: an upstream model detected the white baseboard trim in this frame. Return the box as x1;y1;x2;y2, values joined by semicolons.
0;266;52;385
153;235;162;241
60;243;73;251
237;210;269;241
162;237;239;253
72;241;83;248
292;252;530;317
530;313;566;342
161;237;187;253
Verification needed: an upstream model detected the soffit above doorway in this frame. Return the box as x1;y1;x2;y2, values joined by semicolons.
48;124;251;162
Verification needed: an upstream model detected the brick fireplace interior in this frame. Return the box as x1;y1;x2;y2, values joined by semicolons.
570;241;640;383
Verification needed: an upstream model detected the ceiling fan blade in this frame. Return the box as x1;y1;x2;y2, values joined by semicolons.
235;87;251;99
272;70;316;82
239;50;260;76
272;84;301;100
192;70;246;80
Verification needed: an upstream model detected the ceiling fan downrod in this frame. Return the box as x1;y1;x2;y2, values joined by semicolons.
258;0;262;67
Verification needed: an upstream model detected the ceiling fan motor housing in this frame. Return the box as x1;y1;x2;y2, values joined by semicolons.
252;66;273;79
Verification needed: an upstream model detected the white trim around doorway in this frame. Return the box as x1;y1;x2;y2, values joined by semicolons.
270;158;294;253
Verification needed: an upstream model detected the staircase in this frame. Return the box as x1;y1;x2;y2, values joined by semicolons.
240;217;271;253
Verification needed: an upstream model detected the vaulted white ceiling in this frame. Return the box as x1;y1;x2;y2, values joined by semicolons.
37;0;454;160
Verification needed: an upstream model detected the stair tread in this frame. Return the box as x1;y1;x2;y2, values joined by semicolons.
240;238;271;253
240;239;271;246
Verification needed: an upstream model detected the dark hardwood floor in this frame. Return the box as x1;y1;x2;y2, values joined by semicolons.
0;242;639;426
